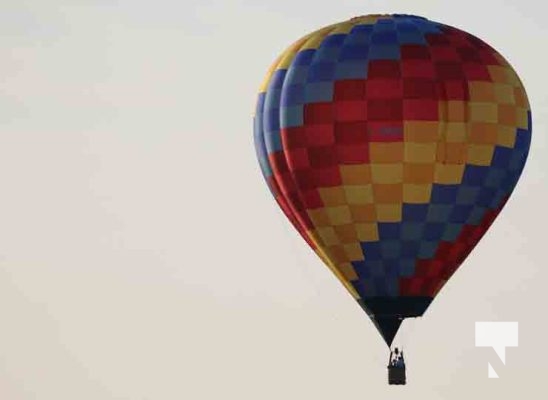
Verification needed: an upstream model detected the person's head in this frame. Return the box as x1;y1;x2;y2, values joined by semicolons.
394;347;399;354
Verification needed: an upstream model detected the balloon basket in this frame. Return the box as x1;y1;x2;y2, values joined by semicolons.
387;365;406;385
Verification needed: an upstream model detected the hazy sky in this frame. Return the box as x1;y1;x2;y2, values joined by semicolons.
0;1;547;399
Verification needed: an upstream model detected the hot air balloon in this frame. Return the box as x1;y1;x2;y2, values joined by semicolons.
253;14;531;384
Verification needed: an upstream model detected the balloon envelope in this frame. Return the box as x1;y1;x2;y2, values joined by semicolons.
253;14;531;346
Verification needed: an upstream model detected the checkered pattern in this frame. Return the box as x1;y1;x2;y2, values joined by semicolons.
254;14;531;306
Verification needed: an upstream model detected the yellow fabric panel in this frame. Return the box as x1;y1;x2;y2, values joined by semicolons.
494;83;516;104
375;204;402;222
403;184;432;203
343;243;365;261
496;125;517;148
370;164;404;184
434;163;465;184
328;22;355;35
258;54;283;95
467;144;495;166
488;65;512;84
326;206;353;226
319;187;348;207
442;100;467;122
404;142;437;163
344;185;374;204
298;25;338;51
445;122;468;142
514;87;529;108
307;209;331;228
278;40;312;68
373;183;403;203
370;142;404;163
469;102;498;123
403;163;435;183
334;224;359;243
349;15;388;25
404;121;440;142
338;262;359;281
355;223;379;242
505;68;523;87
316;226;341;246
516;107;529;128
437;142;467;164
470;123;498;145
497;104;517;126
350;204;377;222
328;245;350;264
468;81;496;101
339;164;372;185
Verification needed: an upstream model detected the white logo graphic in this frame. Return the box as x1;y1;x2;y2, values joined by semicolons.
475;322;518;378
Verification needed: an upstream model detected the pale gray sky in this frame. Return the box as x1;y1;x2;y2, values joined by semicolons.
0;1;547;399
